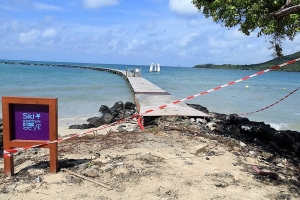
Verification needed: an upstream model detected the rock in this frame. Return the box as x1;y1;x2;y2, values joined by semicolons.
237;117;250;124
69;124;94;129
66;175;82;184
196;118;207;124
186;103;209;113
226;125;240;135
85;168;99;178
239;121;275;138
117;126;126;132
99;105;111;114
124;110;134;118
111;110;125;122
124;102;135;110
271;130;300;151
184;161;193;165
240;141;246;147
110;101;124;112
292;142;300;154
206;120;226;132
225;114;239;124
209;112;227;121
87;117;101;127
100;113;113;124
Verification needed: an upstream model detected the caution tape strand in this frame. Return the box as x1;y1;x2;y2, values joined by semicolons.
3;58;300;157
240;87;300;116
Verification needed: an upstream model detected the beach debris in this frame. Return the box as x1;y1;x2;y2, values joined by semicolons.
35;176;42;183
189;144;208;155
240;142;246;147
184;161;193;165
253;166;279;180
61;168;113;190
196;118;207;124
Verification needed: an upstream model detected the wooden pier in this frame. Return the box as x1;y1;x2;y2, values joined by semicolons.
102;68;209;118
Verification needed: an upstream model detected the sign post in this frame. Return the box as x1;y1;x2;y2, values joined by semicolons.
2;96;58;176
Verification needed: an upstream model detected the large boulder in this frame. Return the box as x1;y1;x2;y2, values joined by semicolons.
124;102;136;110
100;113;113;124
187;104;209;113
238;121;275;140
271;130;300;153
111;101;124;113
99;105;111;114
87;117;102;128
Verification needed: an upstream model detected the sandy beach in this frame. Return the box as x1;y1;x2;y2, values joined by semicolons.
1;117;299;200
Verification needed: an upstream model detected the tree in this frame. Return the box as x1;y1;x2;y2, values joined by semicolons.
192;0;300;57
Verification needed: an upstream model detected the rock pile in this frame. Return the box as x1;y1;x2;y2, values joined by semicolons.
146;103;300;156
69;101;137;129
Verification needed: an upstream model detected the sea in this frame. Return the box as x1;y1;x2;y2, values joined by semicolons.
0;60;300;131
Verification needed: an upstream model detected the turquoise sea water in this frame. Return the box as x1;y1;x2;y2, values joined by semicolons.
0;60;300;131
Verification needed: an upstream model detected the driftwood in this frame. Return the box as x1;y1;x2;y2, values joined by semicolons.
61;168;113;190
253;166;279;180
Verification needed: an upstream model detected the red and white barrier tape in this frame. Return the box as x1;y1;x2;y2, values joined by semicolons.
3;114;140;157
240;87;300;116
3;58;300;157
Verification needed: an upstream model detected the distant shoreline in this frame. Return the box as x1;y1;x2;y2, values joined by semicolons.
194;51;300;72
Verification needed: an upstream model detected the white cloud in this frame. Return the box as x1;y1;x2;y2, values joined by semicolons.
169;0;199;16
187;19;199;27
139;21;157;30
34;3;65;11
42;28;57;38
282;36;300;55
19;29;41;44
178;33;198;47
0;5;19;12
82;0;119;9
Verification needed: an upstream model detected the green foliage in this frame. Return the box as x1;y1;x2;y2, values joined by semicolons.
194;51;300;72
192;0;300;57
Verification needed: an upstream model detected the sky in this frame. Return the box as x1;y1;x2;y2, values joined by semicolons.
0;0;299;67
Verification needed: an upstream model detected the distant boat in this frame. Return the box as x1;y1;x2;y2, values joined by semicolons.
156;63;160;72
149;63;161;72
149;63;154;72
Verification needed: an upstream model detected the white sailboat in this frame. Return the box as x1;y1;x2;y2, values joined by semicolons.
156;63;160;72
149;63;154;72
149;63;161;72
